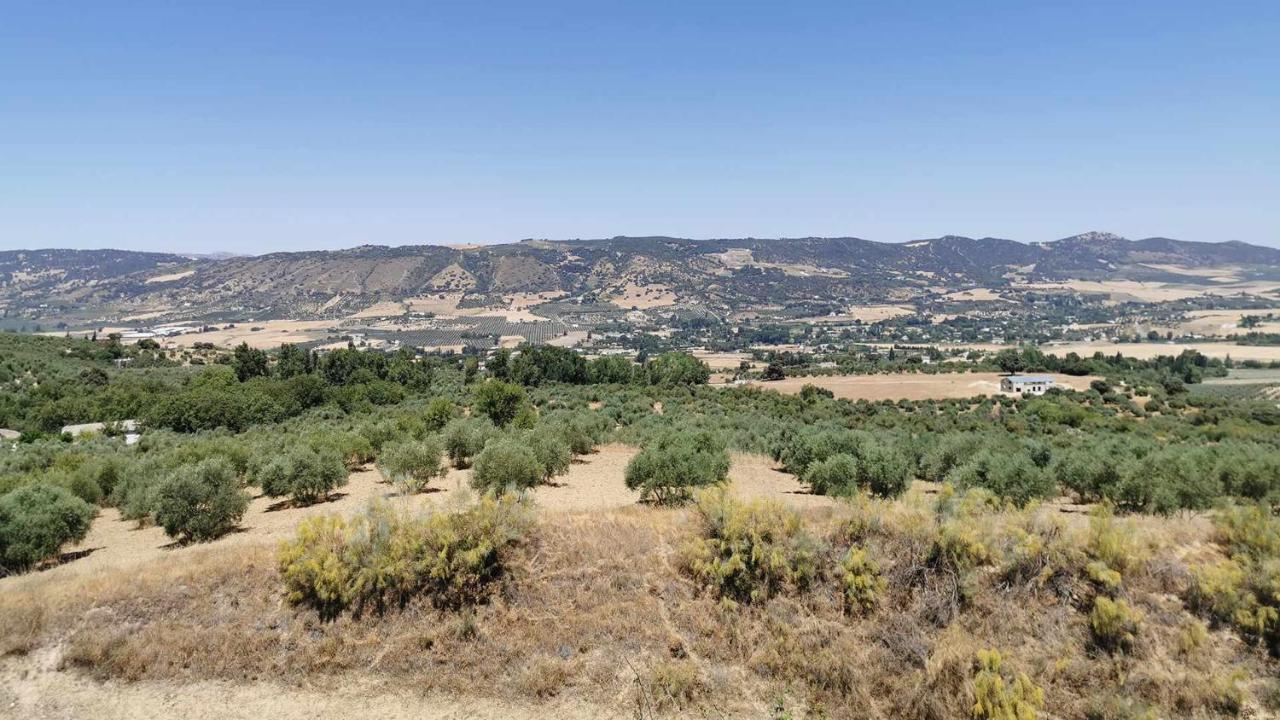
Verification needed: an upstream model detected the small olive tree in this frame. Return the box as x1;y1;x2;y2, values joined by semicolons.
257;447;348;505
443;418;499;469
525;428;573;483
624;430;730;505
471;440;542;493
379;437;448;494
154;458;250;542
472;380;528;428
0;483;96;574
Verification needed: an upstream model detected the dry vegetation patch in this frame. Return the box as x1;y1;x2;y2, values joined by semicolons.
6;488;1276;719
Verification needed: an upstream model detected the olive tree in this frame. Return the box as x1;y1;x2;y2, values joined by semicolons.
470;440;542;493
154;458;250;542
0;483;95;574
257;447;348;505
379;437;447;494
624;430;730;505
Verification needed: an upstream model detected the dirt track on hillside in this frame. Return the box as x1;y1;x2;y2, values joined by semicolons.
0;647;626;720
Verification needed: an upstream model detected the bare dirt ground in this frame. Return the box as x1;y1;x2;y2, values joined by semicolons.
606;283;677;309
399;293;550;322
0;652;622;720
171;320;336;349
1176;308;1280;336
544;330;589;348
143;270;196;284
940;288;1006;302
1015;278;1280;303
746;372;1097;401
692;350;753;370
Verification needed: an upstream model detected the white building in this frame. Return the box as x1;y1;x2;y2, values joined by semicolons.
1000;375;1055;395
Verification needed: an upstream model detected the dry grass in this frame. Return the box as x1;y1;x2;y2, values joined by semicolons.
4;488;1275;719
171;320;336;349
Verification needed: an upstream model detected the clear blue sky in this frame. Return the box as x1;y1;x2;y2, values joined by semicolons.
2;1;1277;253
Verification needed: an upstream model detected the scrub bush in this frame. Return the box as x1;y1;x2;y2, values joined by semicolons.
278;493;533;619
681;489;823;607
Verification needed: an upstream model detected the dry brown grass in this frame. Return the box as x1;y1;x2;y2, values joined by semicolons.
4;491;1276;719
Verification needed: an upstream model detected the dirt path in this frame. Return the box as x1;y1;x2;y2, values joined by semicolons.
0;649;625;720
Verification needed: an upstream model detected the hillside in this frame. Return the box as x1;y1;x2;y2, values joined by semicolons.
3;232;1279;325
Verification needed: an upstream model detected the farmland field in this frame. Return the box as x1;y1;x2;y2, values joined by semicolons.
745;371;1098;400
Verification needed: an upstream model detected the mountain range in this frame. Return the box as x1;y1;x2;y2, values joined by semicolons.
2;232;1278;324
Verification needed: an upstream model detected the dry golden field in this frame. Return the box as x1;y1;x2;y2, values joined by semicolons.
746;372;1098;401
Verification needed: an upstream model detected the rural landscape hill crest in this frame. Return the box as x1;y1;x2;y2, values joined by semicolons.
2;231;1278;324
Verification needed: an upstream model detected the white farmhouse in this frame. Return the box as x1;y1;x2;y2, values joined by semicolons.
1000;375;1055;396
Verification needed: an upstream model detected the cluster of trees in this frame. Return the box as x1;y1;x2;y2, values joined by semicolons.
487;345;711;388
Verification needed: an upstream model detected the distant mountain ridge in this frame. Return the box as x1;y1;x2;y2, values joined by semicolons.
2;231;1278;322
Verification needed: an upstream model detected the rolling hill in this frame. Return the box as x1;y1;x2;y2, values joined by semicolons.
2;232;1278;325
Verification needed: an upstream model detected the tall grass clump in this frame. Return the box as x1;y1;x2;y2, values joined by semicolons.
1185;504;1280;655
680;488;823;608
970;649;1044;720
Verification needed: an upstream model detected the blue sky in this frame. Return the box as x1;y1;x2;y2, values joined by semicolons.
2;1;1277;253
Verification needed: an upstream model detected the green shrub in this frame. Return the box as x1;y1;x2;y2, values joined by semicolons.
625;430;730;505
921;433;987;483
378;438;447;494
278;493;533;619
803;453;858;496
971;649;1044;720
1185;505;1280;655
472;380;528;427
543;410;608;455
779;428;866;477
153;458;250;542
1051;444;1127;503
856;440;912;498
0;484;95;574
257;447;348;504
947;449;1055;507
471;440;542;493
524;428;572;483
423;398;460;432
1115;446;1219;515
681;489;823;607
275;514;350;620
355;418;400;452
443;418;498;469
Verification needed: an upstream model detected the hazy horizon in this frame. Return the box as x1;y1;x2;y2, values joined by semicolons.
3;1;1277;253
5;229;1277;258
